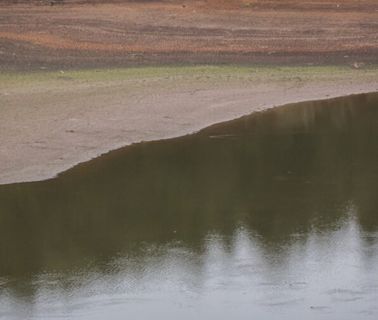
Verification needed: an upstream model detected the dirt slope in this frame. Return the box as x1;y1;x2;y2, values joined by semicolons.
1;0;377;70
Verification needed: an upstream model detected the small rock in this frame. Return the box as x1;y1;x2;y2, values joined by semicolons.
352;62;365;69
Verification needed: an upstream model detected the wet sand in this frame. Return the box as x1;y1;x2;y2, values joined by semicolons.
1;66;377;185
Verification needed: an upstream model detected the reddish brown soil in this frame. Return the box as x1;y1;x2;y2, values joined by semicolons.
0;0;377;70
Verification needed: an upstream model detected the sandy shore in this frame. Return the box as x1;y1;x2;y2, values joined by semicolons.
0;65;377;185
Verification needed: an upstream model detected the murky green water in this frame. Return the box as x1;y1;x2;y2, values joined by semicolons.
1;93;378;319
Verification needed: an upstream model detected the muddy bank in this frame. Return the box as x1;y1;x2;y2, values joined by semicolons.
1;66;377;185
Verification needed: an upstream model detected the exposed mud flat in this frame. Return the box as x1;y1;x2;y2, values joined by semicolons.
1;66;377;185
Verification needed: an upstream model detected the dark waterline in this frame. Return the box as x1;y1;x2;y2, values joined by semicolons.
1;93;378;319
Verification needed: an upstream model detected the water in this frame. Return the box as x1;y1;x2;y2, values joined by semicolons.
0;93;378;320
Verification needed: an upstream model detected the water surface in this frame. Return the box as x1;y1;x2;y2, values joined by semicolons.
1;93;378;319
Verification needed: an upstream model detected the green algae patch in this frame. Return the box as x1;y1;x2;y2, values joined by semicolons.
1;65;378;93
0;64;376;82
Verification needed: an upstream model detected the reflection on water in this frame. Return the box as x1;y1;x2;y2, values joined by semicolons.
0;93;378;319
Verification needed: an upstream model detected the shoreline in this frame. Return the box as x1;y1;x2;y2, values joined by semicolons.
1;65;378;185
